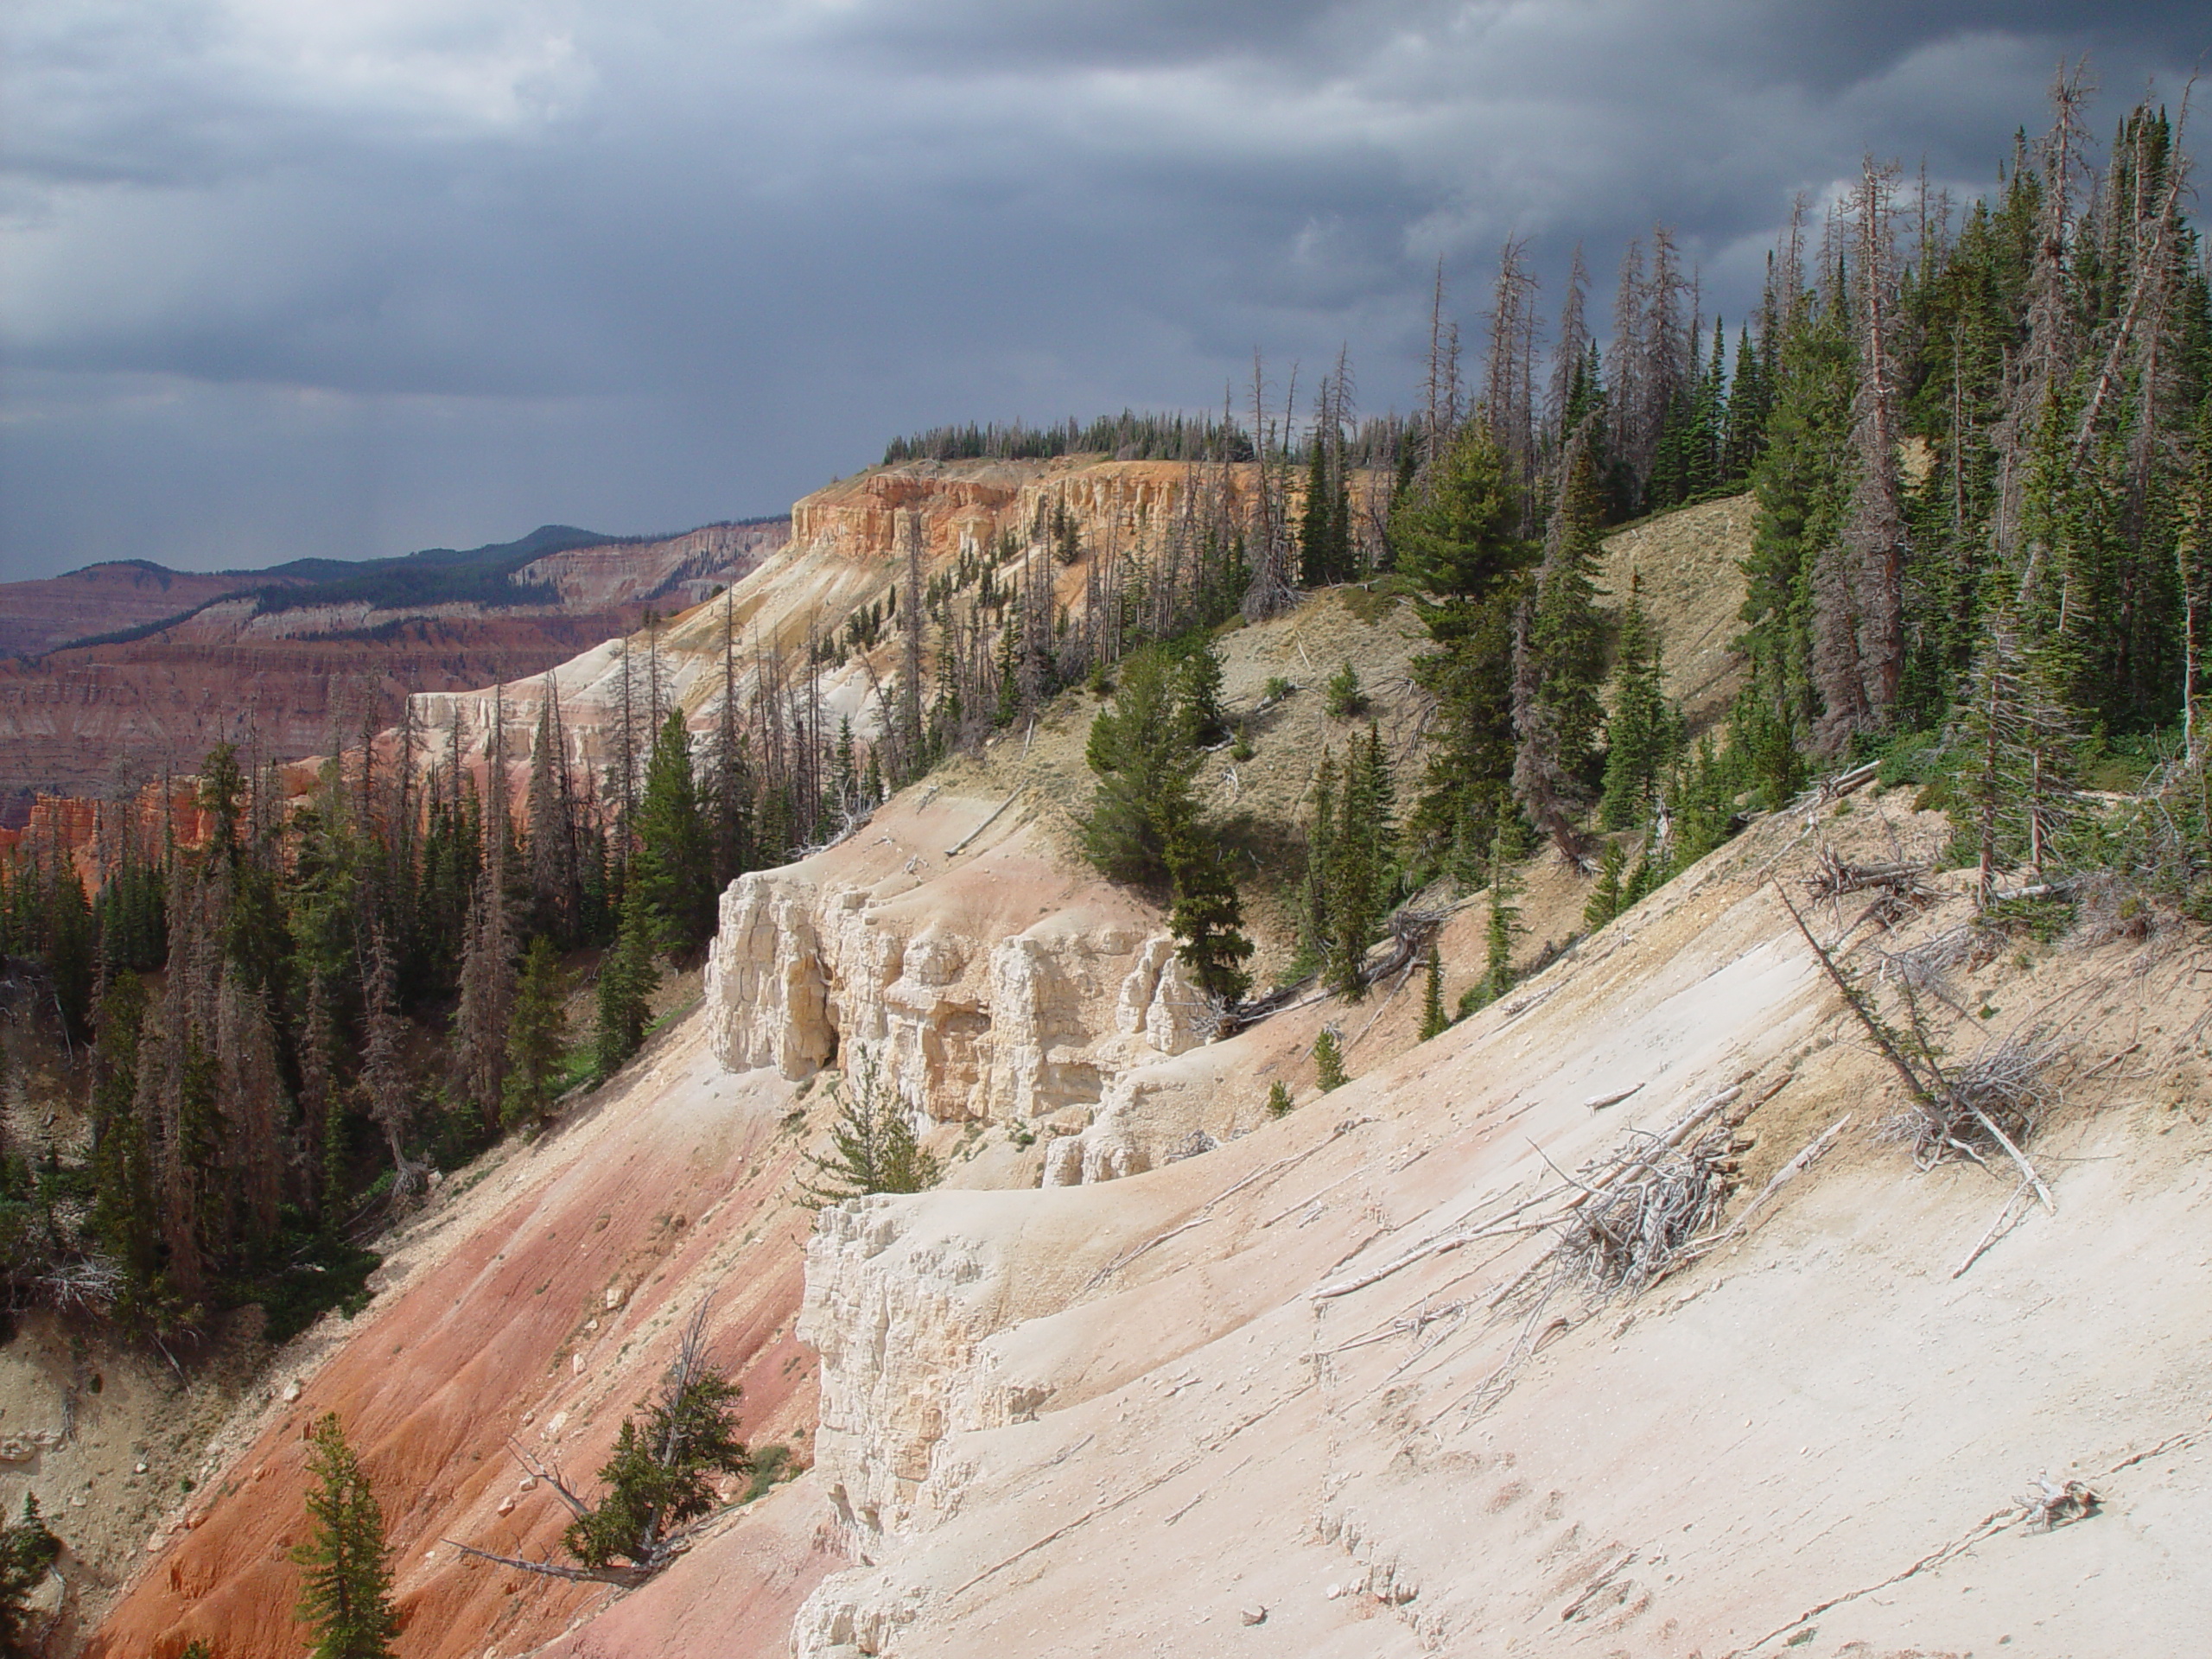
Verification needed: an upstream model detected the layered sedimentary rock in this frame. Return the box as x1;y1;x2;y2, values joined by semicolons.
0;563;290;660
416;455;1389;787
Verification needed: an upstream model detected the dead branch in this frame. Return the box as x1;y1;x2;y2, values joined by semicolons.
1778;884;1935;1105
1781;884;2056;1211
1693;1114;1851;1254
442;1540;650;1586
1952;1178;2035;1279
1803;845;1939;910
1310;1212;1555;1301
2021;1475;2099;1531
1558;1122;1743;1300
502;1438;592;1521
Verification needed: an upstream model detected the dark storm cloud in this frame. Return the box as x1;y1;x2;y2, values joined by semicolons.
0;2;2202;578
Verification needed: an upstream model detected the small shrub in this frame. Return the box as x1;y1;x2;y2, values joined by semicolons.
1981;895;2075;944
1261;675;1294;705
0;1496;60;1653
737;1443;794;1506
1325;661;1366;718
1340;585;1403;625
1266;1080;1294;1117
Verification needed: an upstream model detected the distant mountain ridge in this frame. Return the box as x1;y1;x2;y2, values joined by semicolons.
0;524;696;660
0;518;790;811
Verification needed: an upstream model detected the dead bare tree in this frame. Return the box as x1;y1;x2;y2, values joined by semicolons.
1777;885;2055;1213
1826;156;1910;747
1481;237;1542;520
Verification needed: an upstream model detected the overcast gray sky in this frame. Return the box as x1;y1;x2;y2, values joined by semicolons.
0;2;2202;580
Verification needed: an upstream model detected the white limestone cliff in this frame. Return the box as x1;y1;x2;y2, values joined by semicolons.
704;862;1211;1158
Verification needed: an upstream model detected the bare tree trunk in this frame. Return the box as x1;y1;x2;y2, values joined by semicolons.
1846;155;1908;728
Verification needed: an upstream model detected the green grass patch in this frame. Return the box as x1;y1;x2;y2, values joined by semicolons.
1981;894;2075;944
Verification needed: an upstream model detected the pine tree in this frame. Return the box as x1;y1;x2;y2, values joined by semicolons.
1079;650;1202;888
1599;573;1676;830
1418;943;1447;1040
632;709;715;954
526;683;579;944
1302;747;1338;967
1463;826;1522;1014
291;1414;399;1659
560;1308;752;1574
0;1495;60;1656
800;1055;940;1203
1313;1027;1348;1092
1949;605;2082;904
502;937;569;1129
1512;422;1608;856
1583;839;1626;930
89;970;161;1313
1324;660;1365;719
1740;274;1854;749
708;603;758;892
1166;830;1255;1006
1395;421;1532;881
1722;322;1770;483
215;966;283;1255
594;891;661;1081
1325;726;1395;999
1177;642;1229;744
1266;1079;1294;1117
299;971;337;1225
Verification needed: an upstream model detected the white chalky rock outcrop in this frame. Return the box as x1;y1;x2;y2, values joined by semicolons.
706;863;1214;1169
798;1198;1008;1543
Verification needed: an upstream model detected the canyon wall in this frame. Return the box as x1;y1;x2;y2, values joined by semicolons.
0;564;293;661
413;456;1388;785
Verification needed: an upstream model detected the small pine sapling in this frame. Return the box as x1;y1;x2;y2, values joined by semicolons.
1461;828;1522;1015
802;1055;941;1205
292;1414;399;1659
1266;1080;1294;1117
1313;1027;1349;1092
1418;942;1448;1040
1583;839;1625;929
1325;661;1367;718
